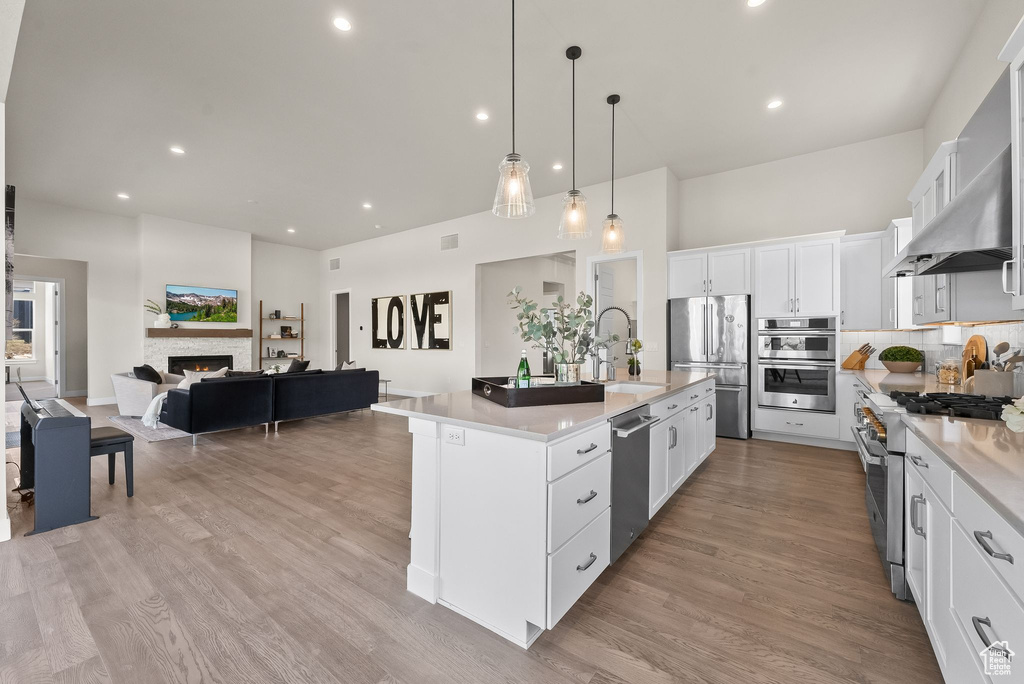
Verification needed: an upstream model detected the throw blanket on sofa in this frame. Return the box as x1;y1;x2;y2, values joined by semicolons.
142;392;169;428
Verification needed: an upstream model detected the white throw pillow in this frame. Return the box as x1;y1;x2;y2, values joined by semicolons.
177;366;229;389
342;360;358;370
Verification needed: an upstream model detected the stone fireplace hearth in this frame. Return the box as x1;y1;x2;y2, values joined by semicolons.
167;355;234;375
143;334;252;373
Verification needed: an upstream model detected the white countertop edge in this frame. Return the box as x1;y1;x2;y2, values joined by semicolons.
371;374;713;443
900;414;1024;537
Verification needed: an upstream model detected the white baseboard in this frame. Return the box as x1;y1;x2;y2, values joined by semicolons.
752;431;856;452
87;396;117;406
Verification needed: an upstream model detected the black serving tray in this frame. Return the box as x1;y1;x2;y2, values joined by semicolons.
472;376;605;408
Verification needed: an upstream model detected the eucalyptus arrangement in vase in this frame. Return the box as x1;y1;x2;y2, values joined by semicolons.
627;338;644;376
507;287;618;383
144;299;172;328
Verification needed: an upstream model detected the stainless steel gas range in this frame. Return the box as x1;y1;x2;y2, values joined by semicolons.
853;388;1017;601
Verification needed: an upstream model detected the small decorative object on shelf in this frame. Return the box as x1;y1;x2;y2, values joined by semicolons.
267;346;276;358
258;300;305;367
507;287;617;385
144;299;172;328
627;338;643;376
280;325;292;337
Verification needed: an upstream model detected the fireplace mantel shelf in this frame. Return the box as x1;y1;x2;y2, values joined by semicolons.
146;328;253;338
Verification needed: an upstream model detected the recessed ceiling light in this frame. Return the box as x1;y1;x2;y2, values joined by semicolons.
287;227;296;233
247;199;258;204
374;224;382;230
552;163;563;170
333;17;352;31
767;98;783;109
476;112;489;121
116;193;130;200
169;146;185;154
747;0;767;7
362;202;372;209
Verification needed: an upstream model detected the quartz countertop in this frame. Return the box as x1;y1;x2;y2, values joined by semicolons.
845;368;962;395
371;369;715;442
902;413;1024;536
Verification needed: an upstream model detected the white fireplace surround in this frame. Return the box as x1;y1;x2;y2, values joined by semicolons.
143;336;253;373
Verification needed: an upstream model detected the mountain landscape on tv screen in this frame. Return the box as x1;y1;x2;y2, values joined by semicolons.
166;288;238;322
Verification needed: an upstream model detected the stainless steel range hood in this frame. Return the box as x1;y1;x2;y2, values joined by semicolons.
886;68;1012;278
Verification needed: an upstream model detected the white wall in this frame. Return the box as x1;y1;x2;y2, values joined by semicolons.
252;240;320;369
924;0;1024;160
320;168;672;395
12;255;89;395
673;130;924;250
139;214;251;330
14;197;140;402
476;252;576;378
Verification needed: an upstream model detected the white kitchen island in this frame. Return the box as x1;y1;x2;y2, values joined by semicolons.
372;370;717;648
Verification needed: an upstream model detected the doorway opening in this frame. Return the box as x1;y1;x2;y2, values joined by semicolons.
332;291;351;368
589;252;643;369
5;277;63;402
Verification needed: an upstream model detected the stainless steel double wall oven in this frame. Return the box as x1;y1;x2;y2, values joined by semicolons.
756;317;837;412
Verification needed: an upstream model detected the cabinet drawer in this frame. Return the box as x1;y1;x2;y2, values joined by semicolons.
651;383;708;423
906;432;953;509
954;475;1024;603
548;452;611;553
753;408;839;439
951;522;1024;675
547;507;610;628
547;423;611;482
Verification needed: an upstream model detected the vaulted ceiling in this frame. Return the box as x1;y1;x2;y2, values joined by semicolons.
6;0;986;249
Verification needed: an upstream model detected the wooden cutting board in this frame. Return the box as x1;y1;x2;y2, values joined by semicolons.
965;334;987;363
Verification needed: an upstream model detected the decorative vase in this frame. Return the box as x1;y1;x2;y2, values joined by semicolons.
555;363;582;384
628;360;641;377
154;313;172;328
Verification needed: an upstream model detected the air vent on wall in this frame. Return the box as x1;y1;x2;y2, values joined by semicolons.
440;233;459;251
329;258;340;271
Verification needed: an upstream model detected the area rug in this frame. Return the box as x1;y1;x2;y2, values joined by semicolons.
108;415;191;443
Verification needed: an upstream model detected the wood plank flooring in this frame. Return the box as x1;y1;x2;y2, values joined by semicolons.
1;403;942;683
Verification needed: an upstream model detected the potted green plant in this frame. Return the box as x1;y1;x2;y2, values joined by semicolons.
144;299;172;328
627;338;643;376
878;345;924;374
507;287;617;383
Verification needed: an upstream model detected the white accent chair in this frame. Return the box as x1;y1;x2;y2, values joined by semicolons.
111;371;185;417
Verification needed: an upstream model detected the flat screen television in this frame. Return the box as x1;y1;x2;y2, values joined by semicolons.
166;285;238;323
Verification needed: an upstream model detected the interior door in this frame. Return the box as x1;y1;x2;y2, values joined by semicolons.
754;245;793;317
335;292;350;366
794;241;837;316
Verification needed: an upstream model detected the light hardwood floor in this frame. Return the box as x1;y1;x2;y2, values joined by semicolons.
1;403;942;684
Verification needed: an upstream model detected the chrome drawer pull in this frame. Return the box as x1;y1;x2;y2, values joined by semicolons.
667;404;679;410
577;443;598;455
577;490;598;505
909;454;929;469
973;616;995;649
975;530;1014;564
577;553;598;572
690;393;699;400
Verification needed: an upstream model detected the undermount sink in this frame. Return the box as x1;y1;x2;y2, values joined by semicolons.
604;382;664;395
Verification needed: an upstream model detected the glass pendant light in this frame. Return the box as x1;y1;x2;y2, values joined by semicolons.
558;46;590;239
492;0;535;218
601;94;624;254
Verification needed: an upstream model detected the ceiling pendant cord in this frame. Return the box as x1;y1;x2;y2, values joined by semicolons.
610;95;615;214
558;46;589;239
492;0;535;218
602;93;623;254
571;52;576;191
511;0;515;153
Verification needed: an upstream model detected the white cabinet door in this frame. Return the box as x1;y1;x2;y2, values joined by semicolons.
649;421;670;518
794;240;839;317
1007;45;1024;309
840;237;883;330
666;412;686;492
700;395;716;463
754;245;794;318
668;253;708;299
906;463;927;618
924;481;955;673
682;405;701;478
707;249;750;296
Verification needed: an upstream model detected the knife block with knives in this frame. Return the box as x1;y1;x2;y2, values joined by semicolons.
841;344;875;370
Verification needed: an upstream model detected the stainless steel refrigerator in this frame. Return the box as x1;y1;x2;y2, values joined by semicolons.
668;295;750;439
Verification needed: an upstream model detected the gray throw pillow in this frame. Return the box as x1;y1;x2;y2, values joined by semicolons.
133;364;162;384
286;359;310;373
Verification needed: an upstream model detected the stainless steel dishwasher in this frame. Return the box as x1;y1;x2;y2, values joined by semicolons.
609;406;658;563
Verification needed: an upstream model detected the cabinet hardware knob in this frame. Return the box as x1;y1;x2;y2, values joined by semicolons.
576;490;598;505
975;530;1014;564
577;443;598;455
577;553;598;572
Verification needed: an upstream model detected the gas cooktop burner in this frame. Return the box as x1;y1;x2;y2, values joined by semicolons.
888;390;1015;420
